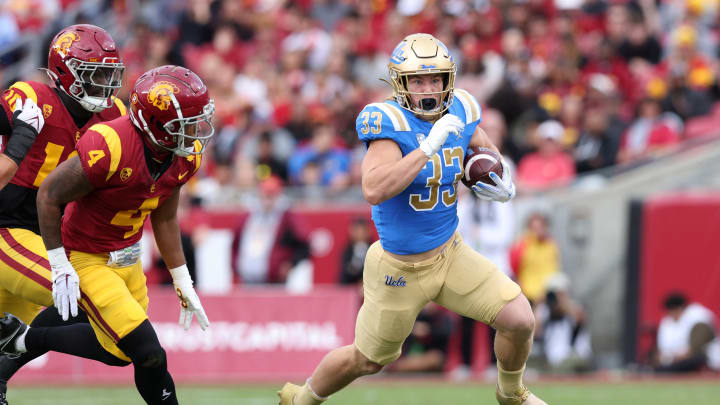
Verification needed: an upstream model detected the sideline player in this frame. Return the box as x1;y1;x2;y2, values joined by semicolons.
0;24;128;403
0;65;213;405
279;34;547;405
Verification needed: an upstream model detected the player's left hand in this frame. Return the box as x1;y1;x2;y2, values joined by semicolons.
12;98;45;134
471;158;516;202
169;265;209;331
47;247;80;321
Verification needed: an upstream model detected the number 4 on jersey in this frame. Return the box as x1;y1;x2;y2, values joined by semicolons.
87;150;106;167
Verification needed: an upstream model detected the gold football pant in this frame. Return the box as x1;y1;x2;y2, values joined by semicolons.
69;250;149;362
0;228;53;323
354;232;521;365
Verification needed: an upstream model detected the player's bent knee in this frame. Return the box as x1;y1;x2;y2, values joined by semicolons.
494;295;535;337
138;347;167;368
116;320;167;368
352;346;383;375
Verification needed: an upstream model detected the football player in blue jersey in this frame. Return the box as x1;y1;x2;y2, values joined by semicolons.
279;33;546;405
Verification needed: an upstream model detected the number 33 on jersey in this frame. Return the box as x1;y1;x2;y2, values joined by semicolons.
61;115;202;254
355;89;482;255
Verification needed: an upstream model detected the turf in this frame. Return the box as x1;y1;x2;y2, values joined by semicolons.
4;379;720;404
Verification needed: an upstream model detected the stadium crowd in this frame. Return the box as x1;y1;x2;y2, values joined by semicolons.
2;0;720;204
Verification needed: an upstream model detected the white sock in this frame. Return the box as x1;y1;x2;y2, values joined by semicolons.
14;326;29;353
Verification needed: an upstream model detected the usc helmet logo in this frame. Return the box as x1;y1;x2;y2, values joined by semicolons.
53;31;79;56
147;81;179;111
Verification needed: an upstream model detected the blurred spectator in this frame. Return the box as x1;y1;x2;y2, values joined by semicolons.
617;12;662;65
510;212;561;305
617;98;682;164
288;124;350;190
534;273;593;373
192;162;241;206
232;177;310;284
573;106;623;173
253;131;291;184
385;303;453;373
653;292;720;373
339;217;373;288
516;120;576;192
169;0;218;66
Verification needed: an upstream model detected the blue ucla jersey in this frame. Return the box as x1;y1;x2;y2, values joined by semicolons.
356;89;482;254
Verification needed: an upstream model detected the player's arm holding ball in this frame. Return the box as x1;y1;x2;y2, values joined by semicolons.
150;187;209;331
362;113;464;205
467;126;516;202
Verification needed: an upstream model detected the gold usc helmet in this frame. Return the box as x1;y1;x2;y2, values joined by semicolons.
388;33;456;119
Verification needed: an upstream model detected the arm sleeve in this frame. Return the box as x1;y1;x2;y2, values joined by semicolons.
3;115;37;165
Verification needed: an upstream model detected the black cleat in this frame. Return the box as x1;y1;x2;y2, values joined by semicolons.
0;314;26;357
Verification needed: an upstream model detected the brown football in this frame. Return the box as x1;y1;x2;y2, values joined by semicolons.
462;147;503;189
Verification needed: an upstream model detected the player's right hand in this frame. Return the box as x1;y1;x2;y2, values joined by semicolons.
12;98;45;134
47;247;80;321
419;114;465;158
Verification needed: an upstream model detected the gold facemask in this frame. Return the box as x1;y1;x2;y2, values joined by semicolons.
387;33;456;120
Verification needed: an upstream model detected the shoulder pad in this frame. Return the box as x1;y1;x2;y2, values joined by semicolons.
356;102;412;143
5;81;41;109
111;96;127;116
452;88;482;125
86;123;122;182
186;141;203;174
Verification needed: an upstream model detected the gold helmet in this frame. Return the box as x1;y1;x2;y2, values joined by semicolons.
388;33;456;119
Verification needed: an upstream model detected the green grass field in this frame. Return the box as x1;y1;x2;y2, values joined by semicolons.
4;379;720;405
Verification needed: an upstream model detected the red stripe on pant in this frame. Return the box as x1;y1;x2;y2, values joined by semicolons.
0;237;51;291
79;295;121;342
0;229;121;343
0;229;51;270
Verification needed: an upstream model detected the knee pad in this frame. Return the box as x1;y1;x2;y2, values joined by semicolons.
116;320;166;368
138;347;167;368
123;341;166;368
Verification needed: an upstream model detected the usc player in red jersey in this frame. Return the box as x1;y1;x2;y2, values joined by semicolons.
0;23;125;323
0;24;128;405
0;65;212;405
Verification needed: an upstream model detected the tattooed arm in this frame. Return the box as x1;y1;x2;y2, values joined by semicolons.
37;155;95;249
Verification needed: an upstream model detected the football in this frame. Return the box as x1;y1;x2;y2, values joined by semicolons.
461;147;503;189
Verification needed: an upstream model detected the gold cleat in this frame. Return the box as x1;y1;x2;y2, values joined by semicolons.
496;385;548;405
277;382;302;405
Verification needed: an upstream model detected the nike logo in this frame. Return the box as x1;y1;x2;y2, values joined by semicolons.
178;171;188;180
161;389;172;400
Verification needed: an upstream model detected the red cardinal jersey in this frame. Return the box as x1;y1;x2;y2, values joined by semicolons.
62;116;202;253
0;81;126;233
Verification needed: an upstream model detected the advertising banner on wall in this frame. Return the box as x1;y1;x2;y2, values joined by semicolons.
14;287;359;383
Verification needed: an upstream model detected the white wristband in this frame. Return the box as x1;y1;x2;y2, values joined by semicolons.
47;247;69;265
169;264;191;283
419;140;434;158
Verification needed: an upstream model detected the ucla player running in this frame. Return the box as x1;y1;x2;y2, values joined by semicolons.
279;34;547;405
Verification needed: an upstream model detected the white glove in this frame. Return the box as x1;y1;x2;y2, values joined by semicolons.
47;247;80;321
169;265;209;331
471;158;516;202
13;98;44;134
419;114;465;158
